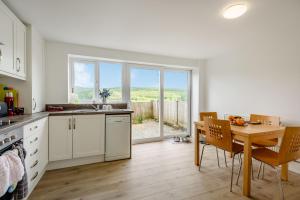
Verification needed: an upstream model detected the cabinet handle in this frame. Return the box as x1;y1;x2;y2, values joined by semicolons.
30;149;38;157
30;171;39;181
32;98;37;111
30;160;39;169
0;48;2;63
69;118;71;130
16;57;21;72
73;118;76;130
30;137;38;144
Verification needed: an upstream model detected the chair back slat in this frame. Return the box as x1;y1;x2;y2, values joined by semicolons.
200;112;217;121
279;127;300;164
250;114;280;126
204;118;232;152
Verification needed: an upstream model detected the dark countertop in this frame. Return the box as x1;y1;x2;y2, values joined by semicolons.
48;109;134;116
0;112;49;135
0;109;133;135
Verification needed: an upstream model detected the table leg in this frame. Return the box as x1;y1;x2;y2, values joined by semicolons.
281;163;288;181
243;139;252;197
194;127;200;166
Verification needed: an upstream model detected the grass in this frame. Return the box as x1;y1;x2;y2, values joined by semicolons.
73;87;187;102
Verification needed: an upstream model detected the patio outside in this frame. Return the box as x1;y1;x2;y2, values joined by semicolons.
131;100;188;140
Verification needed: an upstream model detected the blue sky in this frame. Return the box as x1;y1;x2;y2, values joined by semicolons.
74;62;188;90
131;67;188;90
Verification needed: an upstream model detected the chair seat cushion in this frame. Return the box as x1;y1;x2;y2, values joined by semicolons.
232;143;244;153
252;148;279;167
252;139;278;147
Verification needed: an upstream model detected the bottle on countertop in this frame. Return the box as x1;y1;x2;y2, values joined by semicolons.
5;92;14;116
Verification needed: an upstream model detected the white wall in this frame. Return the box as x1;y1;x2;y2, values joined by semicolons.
45;41;202;103
205;42;300;126
205;24;300;173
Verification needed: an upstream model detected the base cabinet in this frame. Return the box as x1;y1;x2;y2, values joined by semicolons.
23;117;48;194
73;115;105;158
49;114;105;162
49;116;73;161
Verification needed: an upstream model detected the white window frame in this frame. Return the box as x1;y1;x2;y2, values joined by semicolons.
69;57;124;103
69;55;192;141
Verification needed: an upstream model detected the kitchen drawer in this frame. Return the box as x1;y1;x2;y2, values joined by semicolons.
24;117;47;139
23;131;39;151
25;146;39;166
26;156;39;175
28;170;39;189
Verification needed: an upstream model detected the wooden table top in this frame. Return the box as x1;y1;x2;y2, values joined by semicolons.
194;121;286;139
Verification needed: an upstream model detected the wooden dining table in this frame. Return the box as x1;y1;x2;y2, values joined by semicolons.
194;121;286;197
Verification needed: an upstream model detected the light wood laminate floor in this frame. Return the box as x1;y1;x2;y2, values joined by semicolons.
29;141;300;200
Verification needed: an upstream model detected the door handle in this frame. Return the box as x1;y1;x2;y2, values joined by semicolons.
30;171;39;181
0;48;2;63
69;118;72;130
73;118;76;130
30;160;39;169
30;149;38;157
32;98;37;111
16;57;21;72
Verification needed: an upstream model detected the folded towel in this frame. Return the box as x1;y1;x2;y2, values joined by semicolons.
0;149;24;197
13;144;28;200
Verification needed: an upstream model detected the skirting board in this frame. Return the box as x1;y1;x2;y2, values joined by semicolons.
47;155;105;170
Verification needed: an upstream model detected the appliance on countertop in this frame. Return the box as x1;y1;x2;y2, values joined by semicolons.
0;102;7;118
4;92;14;116
105;115;131;161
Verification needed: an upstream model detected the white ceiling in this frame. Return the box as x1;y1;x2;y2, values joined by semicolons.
3;0;300;59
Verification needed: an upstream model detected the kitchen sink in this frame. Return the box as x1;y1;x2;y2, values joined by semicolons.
73;109;99;113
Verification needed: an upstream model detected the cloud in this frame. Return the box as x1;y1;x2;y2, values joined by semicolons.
74;62;94;88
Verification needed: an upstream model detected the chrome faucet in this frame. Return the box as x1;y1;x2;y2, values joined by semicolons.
91;104;100;111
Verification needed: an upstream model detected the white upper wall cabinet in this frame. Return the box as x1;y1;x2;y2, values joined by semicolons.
0;4;14;74
14;20;26;78
0;1;26;80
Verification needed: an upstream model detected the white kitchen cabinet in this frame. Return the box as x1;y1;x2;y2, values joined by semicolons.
0;4;14;74
14;21;26;79
73;115;105;158
0;1;26;80
30;26;45;113
49;114;105;162
23;117;48;194
38;118;49;170
49;116;73;161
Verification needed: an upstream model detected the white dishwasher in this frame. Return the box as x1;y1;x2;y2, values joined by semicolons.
105;115;131;161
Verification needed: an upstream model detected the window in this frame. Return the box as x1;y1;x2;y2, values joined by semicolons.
72;61;96;103
70;58;123;103
99;62;122;102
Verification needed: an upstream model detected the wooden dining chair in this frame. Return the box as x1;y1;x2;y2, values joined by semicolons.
200;118;244;192
199;112;227;167
252;127;300;200
250;114;280;178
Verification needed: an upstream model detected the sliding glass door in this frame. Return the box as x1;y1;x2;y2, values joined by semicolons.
130;67;161;142
163;70;190;136
129;65;191;143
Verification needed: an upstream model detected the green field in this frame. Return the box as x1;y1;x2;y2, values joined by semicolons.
73;87;187;102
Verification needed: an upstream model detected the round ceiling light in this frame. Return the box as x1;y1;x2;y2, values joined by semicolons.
223;3;248;19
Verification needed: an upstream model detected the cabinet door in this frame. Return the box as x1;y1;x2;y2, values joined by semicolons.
31;28;45;113
37;118;48;170
73;114;105;158
0;6;14;74
49;116;73;161
14;21;26;79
